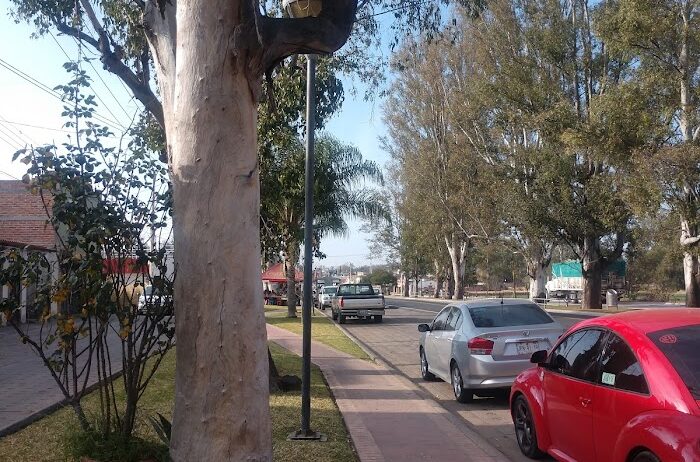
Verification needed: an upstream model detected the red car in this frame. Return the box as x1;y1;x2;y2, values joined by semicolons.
510;309;700;462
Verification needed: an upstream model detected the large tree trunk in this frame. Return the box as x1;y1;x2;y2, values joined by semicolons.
527;261;549;300
166;2;271;459
683;251;700;307
581;236;603;310
446;266;455;299
433;260;443;298
446;234;467;300
402;272;409;297
681;216;700;307
284;246;299;317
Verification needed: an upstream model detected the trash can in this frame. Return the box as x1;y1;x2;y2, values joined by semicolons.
606;289;618;308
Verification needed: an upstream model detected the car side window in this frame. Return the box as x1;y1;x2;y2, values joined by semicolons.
598;333;649;394
549;328;605;382
432;308;450;331
445;308;462;331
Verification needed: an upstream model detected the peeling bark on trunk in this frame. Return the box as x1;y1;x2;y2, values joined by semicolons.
683;252;700;307
446;267;455;299
284;246;299;318
581;236;603;310
166;2;271;460
680;219;700;307
402;272;409;297
433;260;443;298
528;262;548;300
446;234;467;300
140;0;357;457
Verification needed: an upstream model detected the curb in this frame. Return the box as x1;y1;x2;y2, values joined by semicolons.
315;308;377;362
324;315;512;461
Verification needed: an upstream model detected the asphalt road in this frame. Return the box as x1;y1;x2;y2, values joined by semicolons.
331;296;605;462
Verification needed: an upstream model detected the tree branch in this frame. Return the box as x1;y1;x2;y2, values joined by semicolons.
251;0;358;75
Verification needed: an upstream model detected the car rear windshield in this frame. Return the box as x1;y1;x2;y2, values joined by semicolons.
468;304;553;328
323;287;337;294
648;325;700;400
337;284;374;295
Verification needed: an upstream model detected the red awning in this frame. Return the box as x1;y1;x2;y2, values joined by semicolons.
261;262;303;283
103;257;149;275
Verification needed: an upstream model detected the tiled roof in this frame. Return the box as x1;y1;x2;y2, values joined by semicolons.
0;181;57;250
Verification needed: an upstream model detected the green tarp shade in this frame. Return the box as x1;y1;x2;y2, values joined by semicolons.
552;261;582;277
551;260;627;278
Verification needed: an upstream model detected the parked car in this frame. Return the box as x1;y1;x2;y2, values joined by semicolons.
417;299;563;403
137;285;173;316
510;308;700;462
331;283;385;323
317;285;338;310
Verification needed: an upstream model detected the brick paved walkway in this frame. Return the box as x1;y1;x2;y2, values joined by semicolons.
267;324;510;462
0;322;125;436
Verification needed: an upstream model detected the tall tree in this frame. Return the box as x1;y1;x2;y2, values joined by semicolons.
8;0;480;458
463;0;646;308
383;37;497;299
596;0;700;306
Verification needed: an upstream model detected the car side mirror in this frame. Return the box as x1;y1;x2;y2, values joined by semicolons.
530;350;548;365
417;323;431;333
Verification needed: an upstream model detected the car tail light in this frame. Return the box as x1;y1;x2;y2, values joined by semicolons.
468;337;494;355
340;298;344;308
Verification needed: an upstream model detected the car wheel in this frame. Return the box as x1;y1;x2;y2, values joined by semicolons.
338;314;346;324
374;315;383;323
513;395;546;459
420;348;435;380
321;306;326;311
632;451;660;462
450;363;473;403
331;309;337;320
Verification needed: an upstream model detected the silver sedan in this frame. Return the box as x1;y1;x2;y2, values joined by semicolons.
418;298;563;403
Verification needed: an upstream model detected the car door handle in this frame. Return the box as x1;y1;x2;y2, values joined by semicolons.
579;397;592;407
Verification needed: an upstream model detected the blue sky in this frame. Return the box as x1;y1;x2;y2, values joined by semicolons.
0;1;390;267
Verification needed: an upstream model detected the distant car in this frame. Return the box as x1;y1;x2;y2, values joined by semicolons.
417;299;563;403
317;285;338;311
510;309;700;462
137;286;173;316
332;283;385;323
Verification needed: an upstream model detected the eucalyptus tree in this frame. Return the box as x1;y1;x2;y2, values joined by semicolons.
460;0;652;308
596;0;700;306
7;0;483;458
261;134;386;317
383;37;498;299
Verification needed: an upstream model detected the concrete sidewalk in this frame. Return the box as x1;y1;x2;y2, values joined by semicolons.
267;324;510;462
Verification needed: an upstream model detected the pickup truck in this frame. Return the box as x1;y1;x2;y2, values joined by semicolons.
331;283;385;324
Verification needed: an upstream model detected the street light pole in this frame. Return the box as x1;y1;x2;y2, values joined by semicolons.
280;0;324;441
290;54;324;441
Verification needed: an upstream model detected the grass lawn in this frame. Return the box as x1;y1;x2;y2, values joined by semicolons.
265;305;371;361
0;344;356;462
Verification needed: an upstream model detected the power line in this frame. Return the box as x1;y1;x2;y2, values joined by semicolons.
0;132;21;151
48;31;128;127
85;58;133;119
79;22;136;99
0;56;126;132
0;170;21;180
0;113;35;145
0;123;28;148
0;119;72;133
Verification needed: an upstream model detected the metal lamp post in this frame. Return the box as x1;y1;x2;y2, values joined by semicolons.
283;0;324;442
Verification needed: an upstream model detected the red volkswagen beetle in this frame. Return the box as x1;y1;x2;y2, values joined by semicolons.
510;309;700;462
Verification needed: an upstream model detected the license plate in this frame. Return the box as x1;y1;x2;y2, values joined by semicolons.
516;341;538;355
358;310;369;316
